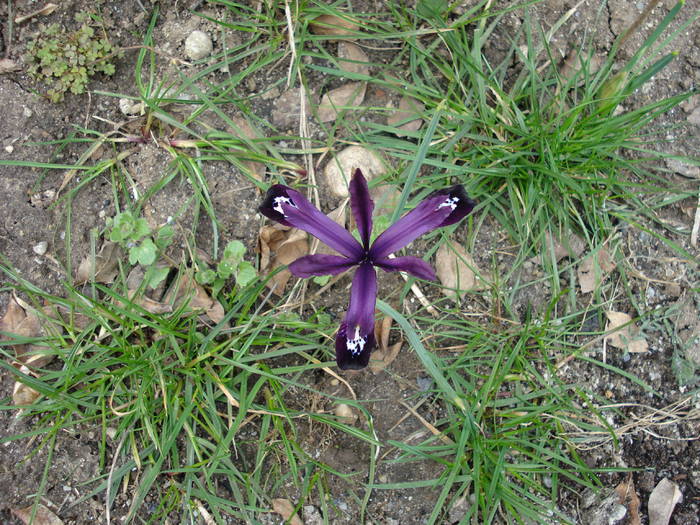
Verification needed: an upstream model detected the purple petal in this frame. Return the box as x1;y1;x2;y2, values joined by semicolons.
369;186;475;259
289;254;356;278
259;185;363;260
349;169;374;249
335;262;377;370
374;256;437;281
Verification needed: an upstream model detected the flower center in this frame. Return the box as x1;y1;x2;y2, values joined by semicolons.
273;196;295;216
438;195;459;211
346;325;366;356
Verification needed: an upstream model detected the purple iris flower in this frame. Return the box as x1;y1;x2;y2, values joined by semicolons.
259;169;475;370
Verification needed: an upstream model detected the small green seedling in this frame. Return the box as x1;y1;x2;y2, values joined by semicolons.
107;211;172;270
196;240;257;297
25;11;119;102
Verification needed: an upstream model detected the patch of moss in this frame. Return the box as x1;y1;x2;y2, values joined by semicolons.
25;12;118;102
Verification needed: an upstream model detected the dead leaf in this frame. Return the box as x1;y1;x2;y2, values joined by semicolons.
13;365;42;405
271;499;303;525
577;248;615;293
529;231;586;265
76;241;122;284
1;296;60;368
648;478;682;525
0;58;22;74
317;199;348;256
14;3;59;24
259;225;308;295
317;82;367;123
11;503;63;525
387;95;425;135
324;145;385;198
337;41;369;76
126;290;173;315
369;315;403;373
163;273;227;325
615;475;641;525
605;311;649;353
435;243;482;300
559;51;603;82
309;14;359;37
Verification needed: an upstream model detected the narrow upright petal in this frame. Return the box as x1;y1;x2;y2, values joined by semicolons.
349;169;374;249
374;256;437;281
289;254;356;278
259;185;363;260
369;185;475;260
336;262;377;370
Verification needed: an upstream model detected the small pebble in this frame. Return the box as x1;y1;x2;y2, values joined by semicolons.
33;241;48;255
4;145;13;153
185;30;213;60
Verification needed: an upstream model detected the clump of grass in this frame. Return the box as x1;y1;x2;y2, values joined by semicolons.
25;11;119;102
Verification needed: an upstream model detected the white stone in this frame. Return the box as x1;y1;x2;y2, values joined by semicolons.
185;30;213;60
33;241;48;255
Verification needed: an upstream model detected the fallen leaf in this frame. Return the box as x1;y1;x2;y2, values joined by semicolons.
271;499;303;525
309;14;359;37
76;241;122;284
259;225;308;296
615;475;641;525
0;58;22;74
605;311;649;353
13;365;42;405
435;243;482;300
648;478;682;525
337;41;369;76
11;503;63;525
559;51;603;82
163;272;227;324
577;248;615;293
369;316;402;373
1;296;60;367
14;3;58;24
387;95;425;135
317;82;367;123
126;290;173;315
529;231;586;265
324;145;385;198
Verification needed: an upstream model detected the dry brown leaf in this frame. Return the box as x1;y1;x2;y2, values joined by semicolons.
615;475;641;525
605;311;649;353
337;41;369;76
317;82;367;123
163;273;227;324
369;315;403;373
271;499;303;525
309;14;359;37
317;199;348;256
435;243;482;300
648;478;682;525
0;58;22;74
11;503;63;525
387;95;425;135
559;51;603;82
13;364;42;405
76;241;122;284
324;145;385;198
529;231;586;265
125;290;173;315
577;248;615;293
14;3;58;24
1;296;60;368
259;225;308;296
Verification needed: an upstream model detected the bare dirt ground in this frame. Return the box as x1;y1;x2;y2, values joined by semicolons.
1;0;699;524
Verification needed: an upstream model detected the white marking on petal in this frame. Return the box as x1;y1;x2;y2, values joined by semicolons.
346;325;366;356
273;196;294;216
438;196;459;211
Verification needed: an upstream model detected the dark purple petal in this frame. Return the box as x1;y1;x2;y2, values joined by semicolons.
349;169;374;249
374;256;437;281
369;185;475;259
288;254;356;278
335;262;377;370
259;185;363;260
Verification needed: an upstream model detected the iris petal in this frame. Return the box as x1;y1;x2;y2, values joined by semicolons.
335;262;377;370
289;254;356;278
369;185;475;260
259;185;363;260
374;256;437;281
349;169;374;249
